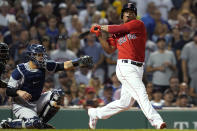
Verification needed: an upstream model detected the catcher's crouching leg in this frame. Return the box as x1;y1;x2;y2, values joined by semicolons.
0;117;44;129
39;89;65;123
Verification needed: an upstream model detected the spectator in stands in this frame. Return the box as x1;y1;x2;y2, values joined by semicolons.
176;94;193;107
79;1;98;28
146;82;154;100
43;76;54;93
50;35;76;62
88;77;103;97
169;76;180;102
78;87;104;108
104;49;118;79
0;88;8;105
149;0;174;20
146;38;176;92
81;34;105;83
67;32;82;56
69;82;80;105
75;67;91;86
35;2;53;26
163;89;175;107
141;2;157;40
46;15;59;43
151;88;164;109
3;20;18;46
0;1;16;27
29;26;38;40
101;84;114;105
181;31;197;94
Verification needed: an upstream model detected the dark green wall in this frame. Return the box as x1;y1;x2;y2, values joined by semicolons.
1;108;197;129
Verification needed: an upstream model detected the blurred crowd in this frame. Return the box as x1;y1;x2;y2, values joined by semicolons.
0;0;197;109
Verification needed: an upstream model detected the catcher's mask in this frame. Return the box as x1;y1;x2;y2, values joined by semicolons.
26;44;48;68
121;3;137;19
0;42;9;65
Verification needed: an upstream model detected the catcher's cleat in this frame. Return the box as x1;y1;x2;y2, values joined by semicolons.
0;120;11;129
88;108;97;129
160;122;167;129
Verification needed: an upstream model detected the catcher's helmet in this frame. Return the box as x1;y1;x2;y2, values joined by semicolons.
26;44;48;68
121;3;137;19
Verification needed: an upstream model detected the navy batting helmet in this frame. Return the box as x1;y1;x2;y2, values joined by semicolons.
26;44;48;68
121;3;137;19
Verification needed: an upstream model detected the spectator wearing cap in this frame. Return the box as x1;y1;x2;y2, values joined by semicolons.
163;89;175;107
78;87;104;108
35;2;53;26
58;3;68;21
0;1;16;27
146;38;176;93
181;31;197;95
88;77;102;96
62;4;78;33
151;88;164;109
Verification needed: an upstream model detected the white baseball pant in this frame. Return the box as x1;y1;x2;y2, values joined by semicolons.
92;59;164;127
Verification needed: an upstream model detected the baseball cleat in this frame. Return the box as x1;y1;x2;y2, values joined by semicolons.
160;122;167;129
88;108;97;129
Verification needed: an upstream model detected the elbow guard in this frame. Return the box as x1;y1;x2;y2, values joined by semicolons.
6;87;18;97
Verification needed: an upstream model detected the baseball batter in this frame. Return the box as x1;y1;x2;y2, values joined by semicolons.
89;3;166;129
0;44;93;129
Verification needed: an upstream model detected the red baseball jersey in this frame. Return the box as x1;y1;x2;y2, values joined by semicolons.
107;19;147;62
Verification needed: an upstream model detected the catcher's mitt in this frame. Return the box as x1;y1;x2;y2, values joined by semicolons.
78;55;93;68
72;55;93;68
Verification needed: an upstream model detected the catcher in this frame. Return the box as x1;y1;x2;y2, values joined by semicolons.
0;44;93;129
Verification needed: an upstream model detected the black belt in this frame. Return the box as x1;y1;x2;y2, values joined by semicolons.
122;60;143;67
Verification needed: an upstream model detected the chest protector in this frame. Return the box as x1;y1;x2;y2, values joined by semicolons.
18;64;45;102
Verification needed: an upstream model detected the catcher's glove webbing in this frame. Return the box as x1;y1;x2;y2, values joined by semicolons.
72;55;93;68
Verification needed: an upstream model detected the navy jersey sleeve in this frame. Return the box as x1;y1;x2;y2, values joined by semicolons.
46;61;64;72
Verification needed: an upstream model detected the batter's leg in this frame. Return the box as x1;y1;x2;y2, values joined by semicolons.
116;63;165;129
88;87;135;129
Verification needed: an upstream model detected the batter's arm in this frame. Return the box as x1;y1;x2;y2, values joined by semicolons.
101;20;141;34
98;34;116;54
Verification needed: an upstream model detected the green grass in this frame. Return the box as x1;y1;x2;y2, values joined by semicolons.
0;129;196;131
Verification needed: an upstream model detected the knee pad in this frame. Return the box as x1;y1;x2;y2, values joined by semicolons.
50;88;65;105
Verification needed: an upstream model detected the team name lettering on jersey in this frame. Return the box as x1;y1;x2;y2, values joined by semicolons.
118;33;136;45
